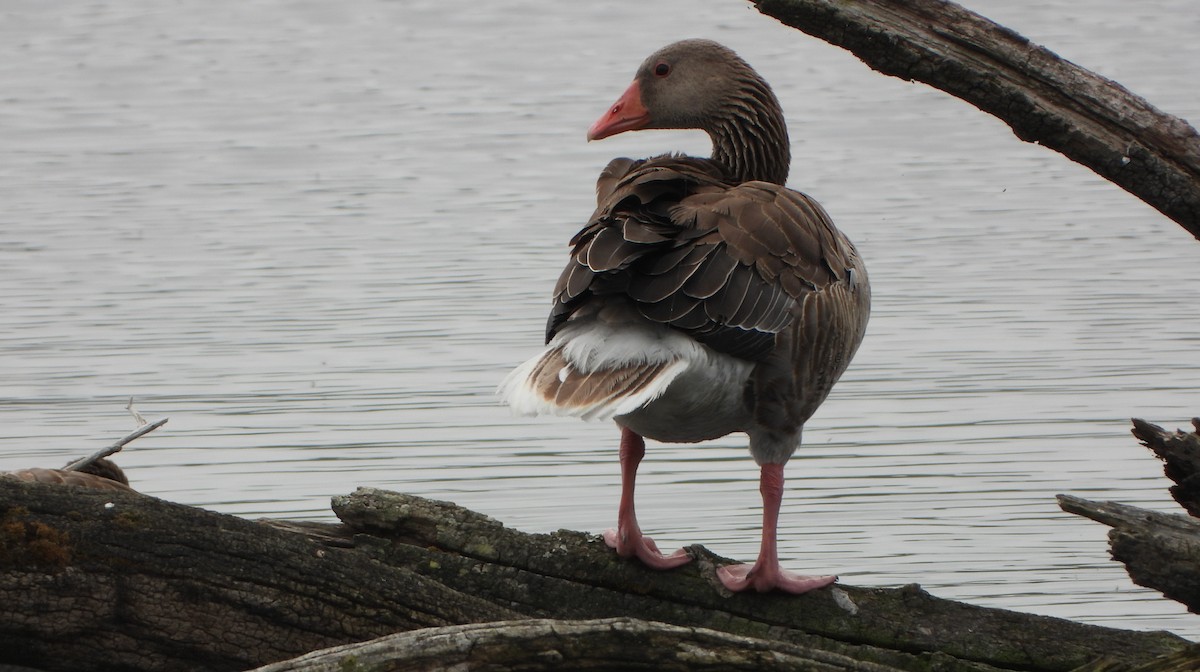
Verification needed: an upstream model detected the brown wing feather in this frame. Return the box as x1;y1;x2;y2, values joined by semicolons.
595;157;640;204
748;279;870;434
524;347;674;416
627;244;715;303
585;226;643;272
547;156;864;366
682;248;739;299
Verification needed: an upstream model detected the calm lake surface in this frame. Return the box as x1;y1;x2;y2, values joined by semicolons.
3;0;1199;638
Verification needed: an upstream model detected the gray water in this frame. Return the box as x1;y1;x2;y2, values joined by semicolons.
3;0;1199;638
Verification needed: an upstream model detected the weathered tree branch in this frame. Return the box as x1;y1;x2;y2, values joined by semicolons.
1058;494;1200;616
1059;418;1200;617
750;0;1200;240
1132;417;1200;516
0;479;1189;672
62;416;168;473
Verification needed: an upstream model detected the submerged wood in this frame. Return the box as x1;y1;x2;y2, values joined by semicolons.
748;0;1200;240
0;479;1190;672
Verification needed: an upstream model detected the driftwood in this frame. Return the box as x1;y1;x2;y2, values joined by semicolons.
0;478;1193;672
1059;495;1200;619
749;0;1200;240
1133;418;1200;517
1059;419;1200;616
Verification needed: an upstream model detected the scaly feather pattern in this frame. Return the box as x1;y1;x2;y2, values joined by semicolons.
547;156;863;366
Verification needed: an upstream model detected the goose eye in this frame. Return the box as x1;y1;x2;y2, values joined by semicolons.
653;62;670;77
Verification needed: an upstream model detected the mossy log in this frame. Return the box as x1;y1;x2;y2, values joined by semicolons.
0;478;1191;672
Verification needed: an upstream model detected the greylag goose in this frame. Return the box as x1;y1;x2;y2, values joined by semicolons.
502;39;869;593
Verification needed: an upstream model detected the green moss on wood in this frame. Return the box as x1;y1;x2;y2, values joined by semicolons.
0;506;72;570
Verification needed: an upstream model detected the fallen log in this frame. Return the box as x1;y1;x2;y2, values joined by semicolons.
0;480;518;672
748;0;1200;240
0;478;1189;672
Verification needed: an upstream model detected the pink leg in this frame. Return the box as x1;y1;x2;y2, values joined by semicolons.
717;463;836;594
603;426;691;569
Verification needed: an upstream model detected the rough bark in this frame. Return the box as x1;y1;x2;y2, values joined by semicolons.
749;0;1200;240
0;479;1189;672
1132;418;1200;516
1058;494;1200;617
1071;645;1200;672
1058;418;1200;616
0;481;518;672
329;488;1185;671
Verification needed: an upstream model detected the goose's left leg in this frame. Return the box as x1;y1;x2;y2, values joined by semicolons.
717;462;837;593
603;426;691;569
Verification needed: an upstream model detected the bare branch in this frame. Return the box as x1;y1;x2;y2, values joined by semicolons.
63;416;168;473
750;0;1200;239
126;396;149;427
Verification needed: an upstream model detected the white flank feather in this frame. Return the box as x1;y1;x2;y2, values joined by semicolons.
499;316;701;422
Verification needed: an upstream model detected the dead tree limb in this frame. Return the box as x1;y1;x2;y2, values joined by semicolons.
62;416;168;473
749;0;1200;240
1059;418;1200;616
0;481;518;672
0;479;1188;672
1132;417;1200;516
1058;494;1200;616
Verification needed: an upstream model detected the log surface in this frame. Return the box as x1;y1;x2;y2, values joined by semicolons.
0;479;1189;672
0;481;517;672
